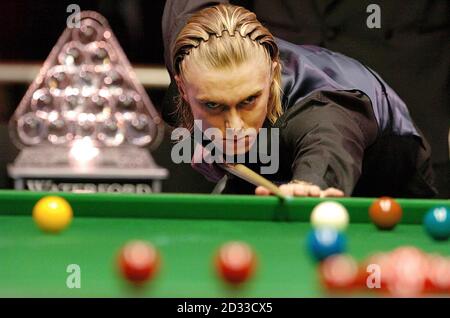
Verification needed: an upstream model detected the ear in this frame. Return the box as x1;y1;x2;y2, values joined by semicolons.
270;61;278;82
175;75;188;101
271;61;278;73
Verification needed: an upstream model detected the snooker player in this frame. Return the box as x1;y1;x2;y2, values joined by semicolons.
162;1;437;198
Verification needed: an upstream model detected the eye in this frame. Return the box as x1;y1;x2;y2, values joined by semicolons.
240;95;257;107
204;102;221;110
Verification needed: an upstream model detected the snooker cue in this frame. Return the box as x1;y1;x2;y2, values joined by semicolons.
219;163;289;201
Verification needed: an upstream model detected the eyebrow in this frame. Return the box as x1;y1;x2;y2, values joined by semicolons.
197;90;263;105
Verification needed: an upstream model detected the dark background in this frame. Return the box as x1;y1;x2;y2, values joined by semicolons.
0;0;448;197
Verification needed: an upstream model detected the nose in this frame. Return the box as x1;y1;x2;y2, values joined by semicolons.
224;108;244;134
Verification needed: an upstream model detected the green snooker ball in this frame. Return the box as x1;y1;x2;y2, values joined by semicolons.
423;206;450;240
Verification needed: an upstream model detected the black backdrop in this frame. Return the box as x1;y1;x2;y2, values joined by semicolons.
0;0;448;196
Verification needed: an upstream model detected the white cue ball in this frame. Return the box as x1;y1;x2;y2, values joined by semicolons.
310;201;349;231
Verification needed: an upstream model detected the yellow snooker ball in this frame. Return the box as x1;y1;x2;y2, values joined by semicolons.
32;196;73;233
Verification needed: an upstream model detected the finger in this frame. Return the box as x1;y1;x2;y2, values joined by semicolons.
255;186;271;196
293;184;308;196
329;188;345;197
279;184;295;196
320;188;345;197
307;185;322;197
326;187;345;197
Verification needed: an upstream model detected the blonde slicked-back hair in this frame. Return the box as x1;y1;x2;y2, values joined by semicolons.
172;4;283;131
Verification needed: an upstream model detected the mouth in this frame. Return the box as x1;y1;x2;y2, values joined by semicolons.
223;137;246;142
223;135;254;142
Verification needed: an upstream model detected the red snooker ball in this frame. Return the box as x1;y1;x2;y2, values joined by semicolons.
360;252;395;291
319;254;359;291
425;254;450;293
387;247;427;297
117;240;160;284
215;241;257;284
369;197;402;230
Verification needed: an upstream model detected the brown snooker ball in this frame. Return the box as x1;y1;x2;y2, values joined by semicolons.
369;197;403;230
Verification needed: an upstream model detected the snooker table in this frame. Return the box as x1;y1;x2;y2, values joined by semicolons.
0;190;449;297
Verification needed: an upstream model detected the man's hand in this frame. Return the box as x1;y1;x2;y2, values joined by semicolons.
255;180;344;197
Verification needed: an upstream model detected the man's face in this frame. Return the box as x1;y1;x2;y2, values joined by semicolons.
176;55;274;154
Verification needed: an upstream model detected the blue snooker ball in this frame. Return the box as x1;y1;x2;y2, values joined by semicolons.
423;206;450;240
307;228;346;261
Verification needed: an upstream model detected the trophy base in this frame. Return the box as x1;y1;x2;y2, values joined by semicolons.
7;145;168;194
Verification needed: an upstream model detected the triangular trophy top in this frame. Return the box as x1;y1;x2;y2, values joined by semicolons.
9;11;164;150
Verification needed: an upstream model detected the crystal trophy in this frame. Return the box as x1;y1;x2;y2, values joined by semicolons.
8;11;168;193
